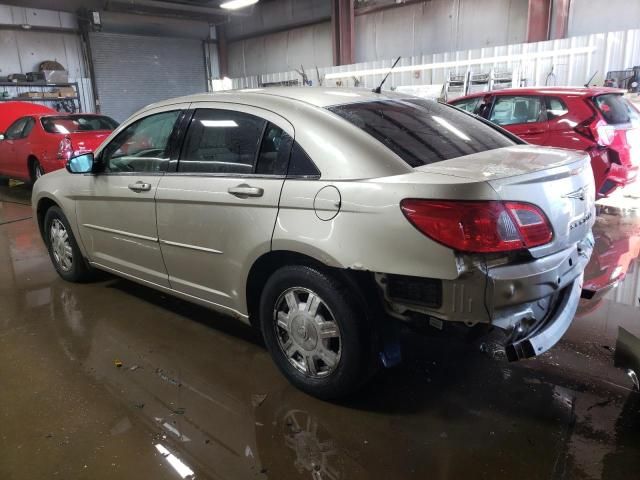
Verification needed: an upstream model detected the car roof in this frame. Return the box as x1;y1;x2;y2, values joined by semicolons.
142;87;414;111
452;86;627;100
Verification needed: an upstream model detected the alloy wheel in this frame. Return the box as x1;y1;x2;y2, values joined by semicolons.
273;287;342;378
50;219;73;271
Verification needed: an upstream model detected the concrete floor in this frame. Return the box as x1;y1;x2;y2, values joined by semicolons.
1;183;639;480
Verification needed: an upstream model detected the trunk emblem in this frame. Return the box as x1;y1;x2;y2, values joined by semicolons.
563;187;586;201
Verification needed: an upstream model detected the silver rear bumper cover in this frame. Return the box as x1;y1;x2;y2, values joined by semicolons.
505;272;583;361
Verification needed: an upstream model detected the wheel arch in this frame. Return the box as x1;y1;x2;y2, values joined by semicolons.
244;249;382;330
36;195;60;241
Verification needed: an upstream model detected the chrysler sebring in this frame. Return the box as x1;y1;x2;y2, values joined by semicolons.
32;88;595;399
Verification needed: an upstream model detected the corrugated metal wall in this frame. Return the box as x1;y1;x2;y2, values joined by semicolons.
354;0;528;63
231;29;640;91
89;32;207;122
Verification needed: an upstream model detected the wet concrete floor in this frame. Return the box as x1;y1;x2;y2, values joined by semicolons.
0;183;639;480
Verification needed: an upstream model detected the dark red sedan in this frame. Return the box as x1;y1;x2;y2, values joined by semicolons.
0;111;117;183
449;87;640;198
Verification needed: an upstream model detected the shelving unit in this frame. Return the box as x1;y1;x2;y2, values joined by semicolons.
0;82;82;112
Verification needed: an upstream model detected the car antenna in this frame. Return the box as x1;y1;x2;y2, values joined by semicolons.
372;56;401;94
584;70;598;87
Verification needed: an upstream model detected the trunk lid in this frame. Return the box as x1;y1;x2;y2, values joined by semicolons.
68;131;111;154
416;145;596;257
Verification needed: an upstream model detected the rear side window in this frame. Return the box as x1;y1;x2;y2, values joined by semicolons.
255;123;292;175
544;97;569;119
451;97;481;114
489;95;544;126
328;100;514;167
179;109;265;174
592;94;640;125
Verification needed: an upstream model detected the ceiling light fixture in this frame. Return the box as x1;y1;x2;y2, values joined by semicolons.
220;0;259;10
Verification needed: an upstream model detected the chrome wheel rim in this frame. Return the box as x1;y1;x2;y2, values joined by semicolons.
35;164;43;178
274;287;341;378
50;219;73;272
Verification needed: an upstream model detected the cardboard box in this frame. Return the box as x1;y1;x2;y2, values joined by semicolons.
18;91;43;98
55;86;76;98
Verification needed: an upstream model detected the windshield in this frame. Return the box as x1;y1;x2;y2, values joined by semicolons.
41;115;119;134
328;99;515;167
592;94;640;126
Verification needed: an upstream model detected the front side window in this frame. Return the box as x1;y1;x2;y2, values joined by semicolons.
179;109;266;174
42;115;118;134
329;100;514;167
101;110;181;173
451;97;481;114
489;96;544;126
5;117;29;139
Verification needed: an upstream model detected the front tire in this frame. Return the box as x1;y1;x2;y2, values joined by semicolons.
44;206;93;282
259;265;375;400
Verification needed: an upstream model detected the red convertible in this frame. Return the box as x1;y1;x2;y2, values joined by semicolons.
0;105;117;183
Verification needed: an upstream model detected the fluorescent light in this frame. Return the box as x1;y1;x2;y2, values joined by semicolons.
155;444;195;479
200;120;238;127
220;0;258;10
324;46;596;80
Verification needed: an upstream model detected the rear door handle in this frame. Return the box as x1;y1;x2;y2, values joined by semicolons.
228;184;264;198
128;181;152;192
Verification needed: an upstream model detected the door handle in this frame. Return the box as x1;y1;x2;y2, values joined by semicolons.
228;184;264;198
525;129;545;135
128;181;152;192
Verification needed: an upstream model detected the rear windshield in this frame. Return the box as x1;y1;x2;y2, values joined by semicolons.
41;115;118;134
328;99;515;167
592;94;640;126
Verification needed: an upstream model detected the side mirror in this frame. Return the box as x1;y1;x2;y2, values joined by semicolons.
66;153;95;174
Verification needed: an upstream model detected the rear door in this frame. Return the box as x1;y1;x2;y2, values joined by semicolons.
156;103;293;314
488;95;550;144
74;105;186;287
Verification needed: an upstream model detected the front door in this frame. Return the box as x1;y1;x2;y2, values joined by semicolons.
0;116;30;178
488;95;550;145
74;106;185;287
156;103;293;313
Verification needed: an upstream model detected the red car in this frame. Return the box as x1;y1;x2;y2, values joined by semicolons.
0;101;56;132
0;111;117;183
449;87;640;197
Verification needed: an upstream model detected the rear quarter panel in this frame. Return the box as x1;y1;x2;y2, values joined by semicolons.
272;172;500;281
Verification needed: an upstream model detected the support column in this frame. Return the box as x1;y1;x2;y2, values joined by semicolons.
216;25;228;78
526;0;551;43
331;0;354;66
549;0;570;40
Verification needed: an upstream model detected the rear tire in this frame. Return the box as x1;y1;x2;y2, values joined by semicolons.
30;160;44;184
44;206;93;282
259;265;376;400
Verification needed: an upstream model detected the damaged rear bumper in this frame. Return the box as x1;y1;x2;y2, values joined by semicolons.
505;272;583;361
376;236;594;359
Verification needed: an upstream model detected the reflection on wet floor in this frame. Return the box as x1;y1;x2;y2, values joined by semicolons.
0;182;639;479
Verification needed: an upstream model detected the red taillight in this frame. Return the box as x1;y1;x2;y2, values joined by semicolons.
57;136;73;160
400;199;553;253
574;116;595;141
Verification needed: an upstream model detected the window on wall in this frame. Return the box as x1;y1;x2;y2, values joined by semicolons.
489;96;544;126
179;109;266;174
102;110;181;173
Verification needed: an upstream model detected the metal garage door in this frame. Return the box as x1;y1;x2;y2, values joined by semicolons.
89;32;206;122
